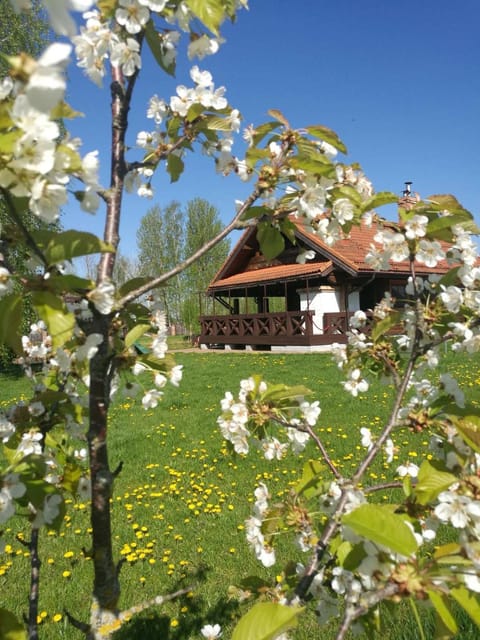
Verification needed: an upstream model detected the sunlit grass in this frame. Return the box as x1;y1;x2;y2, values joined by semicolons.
1;350;480;639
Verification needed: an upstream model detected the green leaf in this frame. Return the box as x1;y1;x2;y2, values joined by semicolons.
289;156;335;178
361;191;399;212
31;291;75;349
118;277;153;297
239;206;270;222
245;146;270;169
296;137;330;160
125;324;151;349
426;213;476;242
371;311;401;342
267;109;290;127
34;230;114;266
144;19;175;75
47;274;93;295
256;222;284;260
0;608;27;640
427;194;470;214
330;185;364;205
0;294;23;353
50;101;84;120
427;591;458;635
279;217;297;244
62;463;82;495
450;414;480;453
251;121;281;146
262;383;311;403
413;460;457;506
205;115;235;131
295;459;325;499
450;586;480;627
342;504;418;555
231;602;303;640
306;124;347;154
167;153;184;183
185;0;227;34
186;102;205;122
0;130;21;153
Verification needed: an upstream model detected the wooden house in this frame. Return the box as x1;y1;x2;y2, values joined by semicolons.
198;211;452;352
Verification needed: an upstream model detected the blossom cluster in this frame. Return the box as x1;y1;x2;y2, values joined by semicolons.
0;41;101;221
218;376;319;457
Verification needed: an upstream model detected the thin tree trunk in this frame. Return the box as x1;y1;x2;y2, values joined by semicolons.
87;316;119;617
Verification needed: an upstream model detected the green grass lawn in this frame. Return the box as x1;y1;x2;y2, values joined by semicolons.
1;351;480;639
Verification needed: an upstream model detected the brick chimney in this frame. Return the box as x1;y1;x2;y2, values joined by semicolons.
398;181;420;211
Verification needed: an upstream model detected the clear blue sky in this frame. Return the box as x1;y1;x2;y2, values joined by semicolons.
64;0;480;260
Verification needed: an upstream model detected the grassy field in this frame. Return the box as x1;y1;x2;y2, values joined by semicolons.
1;350;480;639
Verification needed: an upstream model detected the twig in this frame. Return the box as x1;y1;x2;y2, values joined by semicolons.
335;582;400;640
266;412;342;481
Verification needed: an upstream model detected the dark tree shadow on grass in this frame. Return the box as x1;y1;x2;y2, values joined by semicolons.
113;565;242;640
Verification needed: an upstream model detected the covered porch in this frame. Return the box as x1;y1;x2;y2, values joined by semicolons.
198;259;359;351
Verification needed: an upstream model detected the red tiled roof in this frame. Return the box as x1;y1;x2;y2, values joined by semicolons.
208;217;455;292
209;260;333;290
296;220;453;275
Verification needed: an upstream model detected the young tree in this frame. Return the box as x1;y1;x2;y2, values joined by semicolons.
1;2;480;640
136;202;185;324
183;197;230;332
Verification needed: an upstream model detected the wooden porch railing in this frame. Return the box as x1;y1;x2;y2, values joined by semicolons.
199;311;315;345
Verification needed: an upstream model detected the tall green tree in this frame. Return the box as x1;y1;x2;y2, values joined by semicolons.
136;202;185;325
183;198;230;333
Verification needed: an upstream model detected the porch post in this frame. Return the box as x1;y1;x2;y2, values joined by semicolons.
306;278;311;336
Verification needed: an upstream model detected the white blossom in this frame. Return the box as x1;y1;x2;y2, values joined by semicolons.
188;34;221;59
0;488;15;524
416;239;445;268
296;249;316;264
201;624;222;640
396;462;419;478
88;281;115;314
76;333;103;361
360;427;373;450
169;365;183;387
404;214;428;239
343;369;369;397
142;389;163;409
300;400;321;426
435;490;480;528
115;0;150;34
25;43;72;112
332;198;355;225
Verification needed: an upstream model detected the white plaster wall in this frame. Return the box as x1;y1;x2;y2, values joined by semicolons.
298;287;360;334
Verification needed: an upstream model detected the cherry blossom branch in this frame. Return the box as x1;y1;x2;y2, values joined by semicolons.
352;302;422;485
335;582;400;640
266;412;342;480
117;188;262;307
293;490;350;601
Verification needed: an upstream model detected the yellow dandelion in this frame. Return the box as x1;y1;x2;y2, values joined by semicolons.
52;613;62;623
